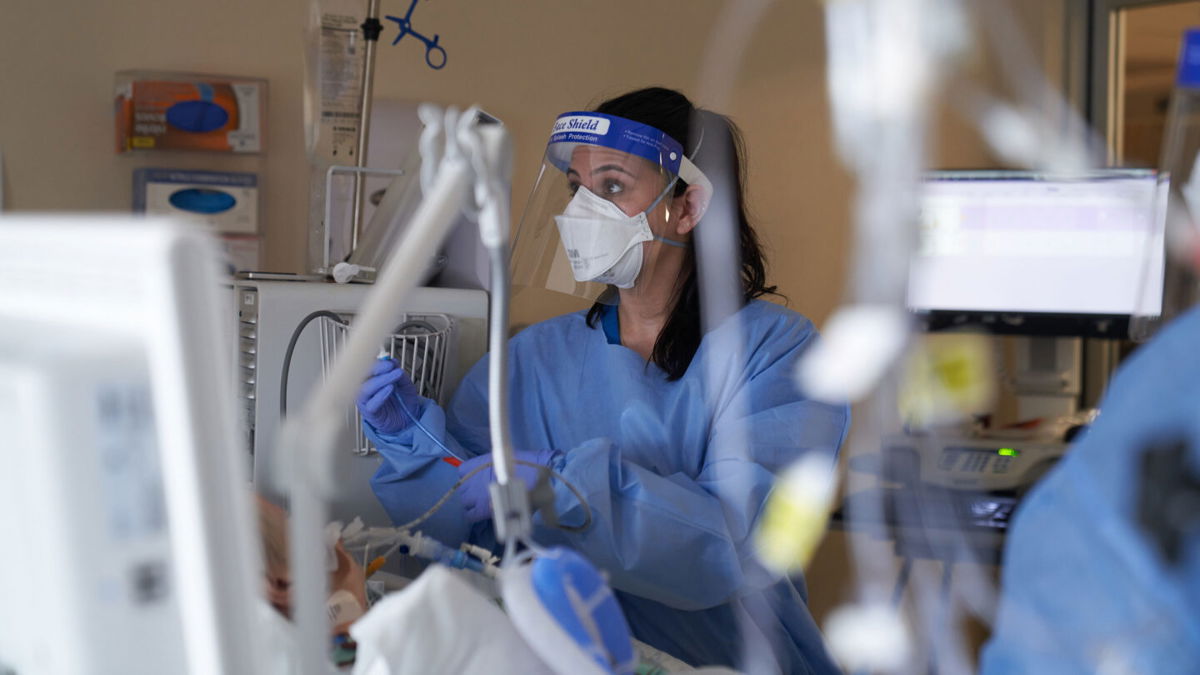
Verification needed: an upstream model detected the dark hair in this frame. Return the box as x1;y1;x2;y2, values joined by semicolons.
585;87;778;380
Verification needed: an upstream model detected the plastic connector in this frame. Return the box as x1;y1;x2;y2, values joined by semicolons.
331;262;376;284
489;477;532;545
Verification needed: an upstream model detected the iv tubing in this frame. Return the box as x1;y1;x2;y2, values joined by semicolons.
393;389;465;461
485;240;516;486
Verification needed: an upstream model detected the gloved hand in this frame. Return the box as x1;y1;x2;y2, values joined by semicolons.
456;449;561;523
355;358;422;434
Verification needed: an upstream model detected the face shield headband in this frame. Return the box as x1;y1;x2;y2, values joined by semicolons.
545;112;714;208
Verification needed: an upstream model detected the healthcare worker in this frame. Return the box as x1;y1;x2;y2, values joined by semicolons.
980;304;1200;674
357;87;848;674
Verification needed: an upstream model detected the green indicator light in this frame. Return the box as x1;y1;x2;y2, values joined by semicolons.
998;448;1019;457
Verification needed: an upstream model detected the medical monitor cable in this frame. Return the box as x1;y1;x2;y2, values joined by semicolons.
338;460;591;583
389;459;593;535
280;310;349;417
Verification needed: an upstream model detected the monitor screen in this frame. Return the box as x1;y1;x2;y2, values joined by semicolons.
909;170;1166;336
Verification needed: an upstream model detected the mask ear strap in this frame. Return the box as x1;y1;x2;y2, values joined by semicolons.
644;178;693;249
645;176;679;214
653;234;691;249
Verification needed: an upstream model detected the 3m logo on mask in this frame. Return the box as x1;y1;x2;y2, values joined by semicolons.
552;116;611;136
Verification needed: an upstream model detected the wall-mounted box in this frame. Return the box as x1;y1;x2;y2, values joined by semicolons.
116;71;266;153
133;168;259;234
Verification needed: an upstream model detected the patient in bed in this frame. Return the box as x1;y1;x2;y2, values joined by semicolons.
255;495;368;635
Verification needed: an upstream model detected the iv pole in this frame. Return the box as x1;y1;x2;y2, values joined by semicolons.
350;0;383;254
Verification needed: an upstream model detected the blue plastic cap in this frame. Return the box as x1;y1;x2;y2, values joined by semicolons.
1177;28;1200;88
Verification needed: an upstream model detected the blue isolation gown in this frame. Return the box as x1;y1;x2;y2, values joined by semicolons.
981;305;1200;674
366;300;850;674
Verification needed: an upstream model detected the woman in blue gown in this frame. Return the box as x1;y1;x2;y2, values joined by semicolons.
357;87;849;674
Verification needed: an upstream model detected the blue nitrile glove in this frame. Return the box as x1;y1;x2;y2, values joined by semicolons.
355;358;422;434
456;449;561;523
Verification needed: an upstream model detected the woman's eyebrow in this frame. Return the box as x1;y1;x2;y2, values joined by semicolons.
591;164;636;178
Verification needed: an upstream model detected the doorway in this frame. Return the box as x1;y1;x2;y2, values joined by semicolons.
1092;0;1200;165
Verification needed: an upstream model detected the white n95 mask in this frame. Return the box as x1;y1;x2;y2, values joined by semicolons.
553;185;685;289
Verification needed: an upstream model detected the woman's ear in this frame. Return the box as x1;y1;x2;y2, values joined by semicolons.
672;183;711;236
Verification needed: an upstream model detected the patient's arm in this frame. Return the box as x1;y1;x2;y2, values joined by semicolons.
255;494;367;633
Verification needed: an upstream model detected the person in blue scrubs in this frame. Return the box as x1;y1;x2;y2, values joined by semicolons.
980;302;1200;674
357;88;849;674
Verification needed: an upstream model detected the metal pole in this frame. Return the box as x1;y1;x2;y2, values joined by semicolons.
351;0;383;256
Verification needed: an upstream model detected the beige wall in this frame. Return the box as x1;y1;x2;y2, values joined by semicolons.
0;1;310;271
0;0;1066;328
0;0;847;324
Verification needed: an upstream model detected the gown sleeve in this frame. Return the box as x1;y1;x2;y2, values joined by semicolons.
365;383;487;545
449;313;850;611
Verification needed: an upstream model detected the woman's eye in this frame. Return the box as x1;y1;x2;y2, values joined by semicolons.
601;179;624;196
567;182;580;196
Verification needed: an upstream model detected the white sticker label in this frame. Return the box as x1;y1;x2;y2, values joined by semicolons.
552;115;611;136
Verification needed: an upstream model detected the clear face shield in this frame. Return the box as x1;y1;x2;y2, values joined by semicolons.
512;112;712;306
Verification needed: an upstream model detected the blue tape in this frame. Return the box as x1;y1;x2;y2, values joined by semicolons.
545;112;684;175
1177;28;1200;88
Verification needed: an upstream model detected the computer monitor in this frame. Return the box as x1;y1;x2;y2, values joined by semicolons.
909;170;1166;337
0;217;266;674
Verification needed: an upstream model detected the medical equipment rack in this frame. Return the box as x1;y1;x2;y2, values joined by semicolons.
319;312;454;455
